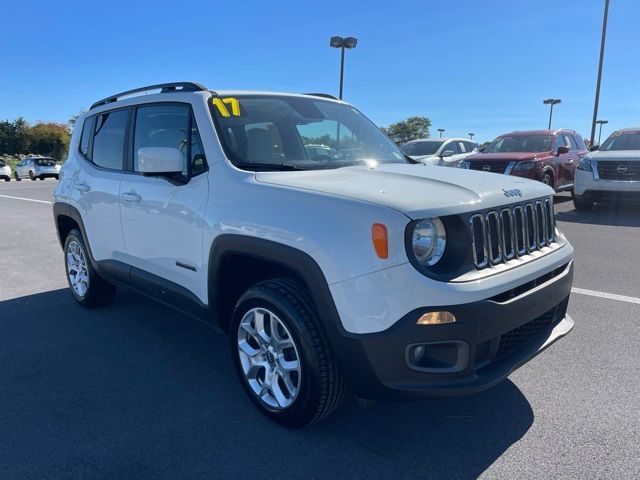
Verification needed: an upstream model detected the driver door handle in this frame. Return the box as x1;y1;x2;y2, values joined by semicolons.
74;183;90;193
120;192;141;203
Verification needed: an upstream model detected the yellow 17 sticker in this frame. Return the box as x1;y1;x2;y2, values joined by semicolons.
212;97;241;117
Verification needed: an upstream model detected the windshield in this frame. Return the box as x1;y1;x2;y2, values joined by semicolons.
600;131;640;151
34;158;56;166
210;95;408;170
485;135;552;153
401;141;442;156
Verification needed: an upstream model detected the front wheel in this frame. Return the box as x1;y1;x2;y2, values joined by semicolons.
231;278;345;428
3;177;9;182
540;172;554;190
64;229;117;307
573;195;593;210
14;172;21;181
29;171;36;181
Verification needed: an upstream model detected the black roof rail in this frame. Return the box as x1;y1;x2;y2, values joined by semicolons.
90;82;208;110
304;92;339;100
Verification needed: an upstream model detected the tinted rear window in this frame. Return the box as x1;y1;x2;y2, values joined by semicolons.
35;158;56;166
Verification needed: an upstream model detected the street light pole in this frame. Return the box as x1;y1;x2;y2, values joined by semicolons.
468;133;475;140
438;129;445;138
339;46;345;99
596;119;608;145
543;98;561;129
330;36;358;100
590;0;610;145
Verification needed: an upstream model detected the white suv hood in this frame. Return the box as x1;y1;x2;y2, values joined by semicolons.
256;163;553;219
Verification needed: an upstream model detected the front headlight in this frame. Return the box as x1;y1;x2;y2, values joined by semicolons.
576;157;593;172
411;218;447;266
512;161;537;171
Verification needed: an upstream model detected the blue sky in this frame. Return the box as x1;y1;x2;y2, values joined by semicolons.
1;0;638;143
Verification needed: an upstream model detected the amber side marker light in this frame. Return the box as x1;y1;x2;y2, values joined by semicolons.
371;223;388;259
417;311;457;325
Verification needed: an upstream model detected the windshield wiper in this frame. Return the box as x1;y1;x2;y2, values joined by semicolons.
234;162;306;171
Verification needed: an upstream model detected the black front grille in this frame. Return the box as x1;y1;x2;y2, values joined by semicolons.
474;341;491;366
468;161;510;174
470;197;555;270
597;161;640;180
496;307;557;358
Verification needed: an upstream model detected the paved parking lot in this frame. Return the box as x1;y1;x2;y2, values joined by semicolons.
1;180;639;479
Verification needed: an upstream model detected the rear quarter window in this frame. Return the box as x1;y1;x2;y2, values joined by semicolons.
79;116;95;159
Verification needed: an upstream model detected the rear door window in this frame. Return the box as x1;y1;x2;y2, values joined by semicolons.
92;110;129;170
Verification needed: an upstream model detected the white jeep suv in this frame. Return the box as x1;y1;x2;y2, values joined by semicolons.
53;82;574;427
574;127;640;209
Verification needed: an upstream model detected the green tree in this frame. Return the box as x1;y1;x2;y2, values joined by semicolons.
24;122;71;160
381;116;431;145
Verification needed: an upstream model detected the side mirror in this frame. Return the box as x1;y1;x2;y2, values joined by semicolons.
440;150;455;158
589;144;599;152
478;147;485;153
556;145;570;155
137;147;183;174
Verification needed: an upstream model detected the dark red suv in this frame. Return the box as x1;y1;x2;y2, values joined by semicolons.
461;129;588;192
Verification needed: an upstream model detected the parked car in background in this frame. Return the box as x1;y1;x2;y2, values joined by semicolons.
401;138;478;167
0;159;11;181
304;144;337;160
461;129;588;192
14;156;61;181
574;127;640;209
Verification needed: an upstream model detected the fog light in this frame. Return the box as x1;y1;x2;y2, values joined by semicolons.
417;311;456;325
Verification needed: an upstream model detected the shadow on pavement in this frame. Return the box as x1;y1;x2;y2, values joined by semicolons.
0;288;534;479
556;202;640;227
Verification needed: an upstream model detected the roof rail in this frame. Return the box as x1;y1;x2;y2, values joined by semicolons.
304;92;339;100
90;82;208;110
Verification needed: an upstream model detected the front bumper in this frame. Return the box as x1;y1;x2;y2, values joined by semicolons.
575;169;640;199
331;261;574;400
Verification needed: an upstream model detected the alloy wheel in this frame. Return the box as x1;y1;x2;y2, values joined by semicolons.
66;240;89;298
236;307;302;409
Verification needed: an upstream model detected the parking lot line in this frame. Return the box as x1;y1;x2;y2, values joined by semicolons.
572;287;640;305
0;194;52;204
0;185;56;190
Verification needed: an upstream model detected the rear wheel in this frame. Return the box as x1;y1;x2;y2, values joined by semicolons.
231;278;345;428
29;171;36;181
3;177;9;182
39;177;45;181
64;229;117;307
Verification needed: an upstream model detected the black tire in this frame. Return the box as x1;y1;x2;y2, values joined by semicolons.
3;177;9;182
573;196;593;210
540;171;554;190
14;172;21;181
230;278;345;428
55;175;59;180
39;177;45;181
29;171;36;181
63;229;117;308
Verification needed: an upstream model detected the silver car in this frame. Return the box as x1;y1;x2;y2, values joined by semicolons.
14;157;61;181
401;137;478;168
0;160;11;182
